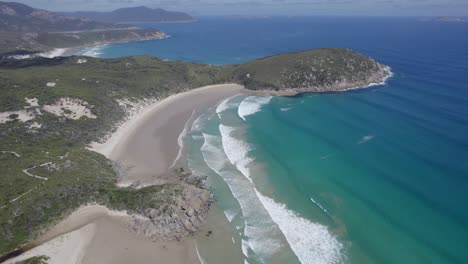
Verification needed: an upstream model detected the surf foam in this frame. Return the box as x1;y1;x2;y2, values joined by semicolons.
258;192;345;264
82;45;107;57
358;135;375;144
310;197;331;217
201;132;283;262
218;125;254;181
216;95;242;115
219;124;345;264
238;96;272;121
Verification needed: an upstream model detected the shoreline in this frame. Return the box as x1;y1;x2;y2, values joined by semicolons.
90;84;245;187
34;34;170;59
5;84;245;264
250;65;393;96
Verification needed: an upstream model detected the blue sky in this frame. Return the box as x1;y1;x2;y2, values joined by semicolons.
13;0;468;16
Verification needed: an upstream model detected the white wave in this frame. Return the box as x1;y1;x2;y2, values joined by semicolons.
238;96;272;121
218;125;254;181
82;45;107;58
357;135;375;144
216;95;241;115
224;209;238;223
170;110;195;169
201;132;283;261
257;192;344;264
191;112;207;132
195;242;207;264
280;107;292;112
310;197;330;216
218;124;345;264
343;66;394;92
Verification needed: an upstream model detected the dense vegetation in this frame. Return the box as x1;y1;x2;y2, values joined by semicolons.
231;48;389;93
0;49;388;258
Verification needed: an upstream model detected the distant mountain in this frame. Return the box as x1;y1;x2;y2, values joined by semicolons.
0;1;122;32
0;2;170;54
63;6;194;23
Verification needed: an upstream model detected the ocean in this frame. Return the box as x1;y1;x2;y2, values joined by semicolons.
81;17;468;263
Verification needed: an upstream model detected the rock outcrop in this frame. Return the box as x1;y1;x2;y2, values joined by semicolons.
124;168;213;241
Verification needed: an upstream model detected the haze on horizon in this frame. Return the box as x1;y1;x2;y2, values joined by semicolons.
8;0;468;17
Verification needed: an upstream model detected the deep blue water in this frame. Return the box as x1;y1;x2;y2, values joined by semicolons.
91;17;468;263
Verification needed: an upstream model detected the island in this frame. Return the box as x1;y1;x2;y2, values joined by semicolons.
0;47;391;263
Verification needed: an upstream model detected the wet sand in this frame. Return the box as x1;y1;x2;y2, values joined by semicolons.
109;84;245;187
4;84;245;264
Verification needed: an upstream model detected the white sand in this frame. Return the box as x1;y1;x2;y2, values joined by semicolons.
3;224;96;264
89;84;244;159
43;97;97;120
25;98;39;108
28;122;42;129
0;110;36;124
3;205;134;264
39;48;69;58
8;84;245;264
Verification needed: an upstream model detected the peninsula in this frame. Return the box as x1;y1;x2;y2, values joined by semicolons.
0;49;390;263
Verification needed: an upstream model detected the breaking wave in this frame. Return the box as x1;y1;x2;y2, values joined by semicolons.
238;96;272;121
201;132;283;262
258;192;345;264
81;45;107;57
218;124;345;264
217;95;243;116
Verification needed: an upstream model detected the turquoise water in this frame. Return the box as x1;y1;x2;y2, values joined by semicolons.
92;17;468;263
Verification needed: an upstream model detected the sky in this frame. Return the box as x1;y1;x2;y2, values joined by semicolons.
11;0;468;16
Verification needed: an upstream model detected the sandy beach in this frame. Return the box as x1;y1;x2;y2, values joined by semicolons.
94;83;245;187
5;84;245;264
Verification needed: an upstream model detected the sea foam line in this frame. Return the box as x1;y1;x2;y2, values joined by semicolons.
258;192;345;264
310;197;331;217
170;110;197;169
82;45;107;58
219;124;345;264
343;66;394;92
201;132;283;262
216;95;242;116
237;96;272;121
